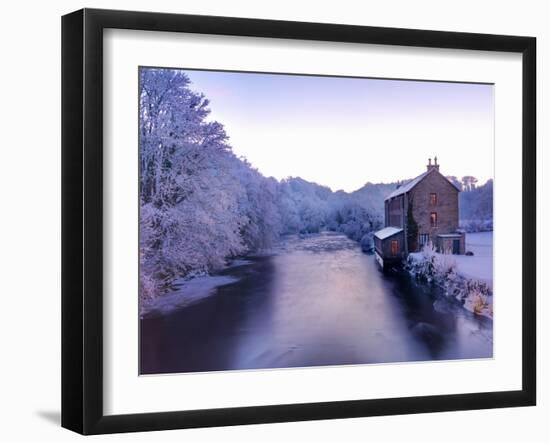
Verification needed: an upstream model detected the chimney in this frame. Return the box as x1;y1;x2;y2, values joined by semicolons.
427;156;440;172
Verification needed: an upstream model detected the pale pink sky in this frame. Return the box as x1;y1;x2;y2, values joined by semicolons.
185;69;494;192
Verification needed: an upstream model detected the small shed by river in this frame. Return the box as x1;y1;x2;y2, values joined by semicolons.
374;226;405;269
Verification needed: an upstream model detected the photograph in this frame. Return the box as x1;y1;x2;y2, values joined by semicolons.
138;66;494;375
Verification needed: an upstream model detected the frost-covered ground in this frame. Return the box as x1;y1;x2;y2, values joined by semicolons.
141;257;263;317
409;232;493;287
408;232;493;318
140;275;239;318
453;232;493;288
412;232;493;288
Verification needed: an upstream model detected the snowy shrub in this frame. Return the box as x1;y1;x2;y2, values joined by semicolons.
405;242;493;318
463;287;492;317
139;272;159;302
406;242;438;281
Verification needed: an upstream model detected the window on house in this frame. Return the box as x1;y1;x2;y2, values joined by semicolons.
391;239;399;256
430;212;437;227
430;193;437;206
419;234;430;246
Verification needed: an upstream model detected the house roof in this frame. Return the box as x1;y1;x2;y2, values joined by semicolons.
385;169;461;201
374;226;403;240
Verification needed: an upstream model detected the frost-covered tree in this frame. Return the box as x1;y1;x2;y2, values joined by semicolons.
235;160;282;249
139;67;392;301
277;178;330;234
461;175;478;192
459;179;493;231
140;69;250;299
446;175;462;190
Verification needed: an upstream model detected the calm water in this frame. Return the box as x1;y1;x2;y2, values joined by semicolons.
140;232;492;374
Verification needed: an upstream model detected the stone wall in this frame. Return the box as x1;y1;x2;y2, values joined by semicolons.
437;232;466;255
408;170;459;251
386;195;404;228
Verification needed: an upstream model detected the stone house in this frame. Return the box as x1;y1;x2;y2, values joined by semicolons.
374;157;465;268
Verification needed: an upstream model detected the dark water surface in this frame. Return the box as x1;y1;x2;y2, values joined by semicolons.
140;232;492;374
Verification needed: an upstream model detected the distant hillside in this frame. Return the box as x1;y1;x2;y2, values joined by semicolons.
276;178;399;242
350;182;400;213
459;179;493;231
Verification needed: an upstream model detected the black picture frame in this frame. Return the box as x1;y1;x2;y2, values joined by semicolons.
62;8;536;435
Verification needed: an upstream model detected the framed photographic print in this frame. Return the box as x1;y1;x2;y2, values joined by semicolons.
61;8;536;435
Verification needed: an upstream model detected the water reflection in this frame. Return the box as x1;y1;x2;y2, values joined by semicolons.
140;232;492;374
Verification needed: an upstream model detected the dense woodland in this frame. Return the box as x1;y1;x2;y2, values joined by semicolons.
139;68;493;300
458;179;493;232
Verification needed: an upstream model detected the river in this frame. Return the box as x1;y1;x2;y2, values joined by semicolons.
140;232;492;374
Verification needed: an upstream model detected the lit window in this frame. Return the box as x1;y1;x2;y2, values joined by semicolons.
391;240;399;255
430;212;437;227
430;193;437;205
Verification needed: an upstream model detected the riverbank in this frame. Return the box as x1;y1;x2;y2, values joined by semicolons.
141;231;492;374
140;274;240;318
141;231;359;316
406;233;493;319
452;232;493;288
